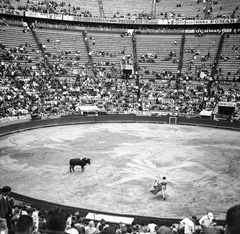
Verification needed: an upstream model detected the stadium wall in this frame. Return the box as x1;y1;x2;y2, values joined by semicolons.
0;115;240;137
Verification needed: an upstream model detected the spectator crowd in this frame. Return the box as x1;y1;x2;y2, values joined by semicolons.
0;186;240;234
0;19;240;121
1;0;240;21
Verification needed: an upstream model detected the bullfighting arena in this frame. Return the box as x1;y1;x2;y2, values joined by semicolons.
0;123;240;220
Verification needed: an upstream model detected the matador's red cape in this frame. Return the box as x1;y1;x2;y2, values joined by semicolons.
150;179;162;195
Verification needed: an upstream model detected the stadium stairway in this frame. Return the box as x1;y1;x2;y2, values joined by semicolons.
178;33;185;74
102;0;151;19
82;30;95;77
97;0;105;18
31;28;52;69
135;33;182;80
181;33;221;80
0;25;43;75
87;31;133;79
211;32;225;78
217;33;240;81
34;28;91;83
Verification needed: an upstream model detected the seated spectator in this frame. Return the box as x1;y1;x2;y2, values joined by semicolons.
147;221;157;234
180;216;197;234
100;227;116;234
202;219;224;234
85;220;97;234
156;226;174;234
0;219;8;234
15;215;35;234
96;219;107;233
66;222;79;234
45;207;68;234
139;225;150;234
225;204;240;234
199;212;214;229
169;225;177;234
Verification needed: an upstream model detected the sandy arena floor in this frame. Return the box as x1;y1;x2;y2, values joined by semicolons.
0;123;240;220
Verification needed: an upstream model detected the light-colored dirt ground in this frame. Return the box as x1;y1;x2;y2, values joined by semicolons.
0;123;240;220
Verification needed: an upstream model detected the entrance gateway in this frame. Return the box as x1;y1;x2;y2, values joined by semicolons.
169;116;177;124
213;101;236;121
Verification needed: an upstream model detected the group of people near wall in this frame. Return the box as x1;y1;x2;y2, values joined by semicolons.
0;186;240;234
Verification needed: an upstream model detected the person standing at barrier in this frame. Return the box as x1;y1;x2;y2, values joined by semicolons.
180;216;197;234
199;212;214;233
0;186;13;230
147;221;157;234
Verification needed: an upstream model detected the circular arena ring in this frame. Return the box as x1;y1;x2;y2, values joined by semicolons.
0;115;240;224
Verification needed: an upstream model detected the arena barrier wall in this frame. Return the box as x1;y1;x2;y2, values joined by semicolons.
0;114;170;137
177;116;240;130
1;114;234;226
1;114;240;137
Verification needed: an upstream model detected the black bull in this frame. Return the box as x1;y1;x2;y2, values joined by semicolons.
69;158;91;172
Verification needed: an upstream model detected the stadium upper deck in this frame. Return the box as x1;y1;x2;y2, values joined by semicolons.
1;0;240;22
